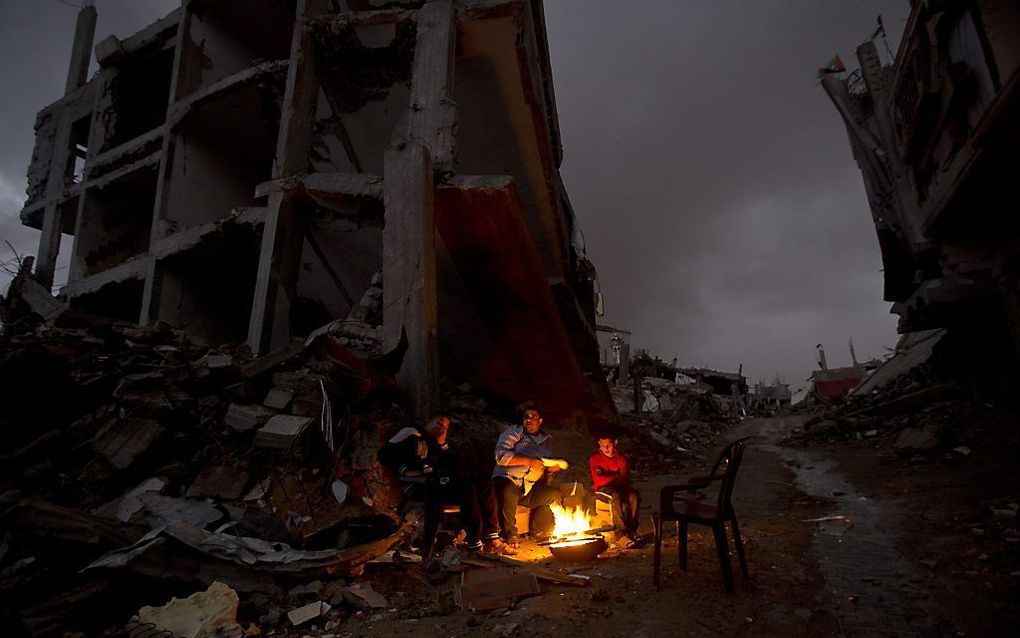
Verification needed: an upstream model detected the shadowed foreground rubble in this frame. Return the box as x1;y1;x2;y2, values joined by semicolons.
1;314;1018;637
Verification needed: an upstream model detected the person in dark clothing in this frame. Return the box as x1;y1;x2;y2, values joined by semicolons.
589;435;642;547
379;415;511;554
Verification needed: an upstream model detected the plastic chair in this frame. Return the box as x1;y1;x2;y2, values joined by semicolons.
652;438;750;593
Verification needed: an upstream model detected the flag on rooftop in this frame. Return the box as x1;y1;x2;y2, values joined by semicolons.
817;54;846;78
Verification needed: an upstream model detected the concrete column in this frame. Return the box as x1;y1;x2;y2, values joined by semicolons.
383;140;439;418
247;0;328;353
407;0;457;169
65;4;98;94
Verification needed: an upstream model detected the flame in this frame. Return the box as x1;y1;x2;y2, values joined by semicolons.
550;503;591;538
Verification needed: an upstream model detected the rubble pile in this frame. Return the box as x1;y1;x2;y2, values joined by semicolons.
609;377;738;457
787;332;1018;462
0;307;597;636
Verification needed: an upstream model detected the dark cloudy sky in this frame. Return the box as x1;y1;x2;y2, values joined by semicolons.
0;1;910;388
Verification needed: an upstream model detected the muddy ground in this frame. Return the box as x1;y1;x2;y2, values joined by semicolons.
316;415;1019;638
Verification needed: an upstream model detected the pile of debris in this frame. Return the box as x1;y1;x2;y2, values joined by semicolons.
0;283;598;636
787;329;1018;460
609;376;738;457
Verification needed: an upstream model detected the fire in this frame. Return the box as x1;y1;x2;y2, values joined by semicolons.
550;502;591;538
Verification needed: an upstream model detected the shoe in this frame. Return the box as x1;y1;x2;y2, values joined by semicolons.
464;540;483;552
483;538;517;556
502;534;522;548
620;534;644;549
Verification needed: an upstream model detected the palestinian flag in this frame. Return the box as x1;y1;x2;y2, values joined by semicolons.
817;54;846;78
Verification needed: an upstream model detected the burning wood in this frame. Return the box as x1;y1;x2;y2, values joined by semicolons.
547;503;609;560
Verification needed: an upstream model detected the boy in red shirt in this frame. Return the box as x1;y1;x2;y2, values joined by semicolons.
589;436;642;546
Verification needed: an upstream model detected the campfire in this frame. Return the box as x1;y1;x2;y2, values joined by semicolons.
546;503;609;561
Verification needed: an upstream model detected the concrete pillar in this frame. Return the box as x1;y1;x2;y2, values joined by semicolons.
383;140;439;418
66;4;98;94
246;0;328;352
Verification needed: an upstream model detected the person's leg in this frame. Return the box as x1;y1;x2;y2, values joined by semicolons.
621;484;642;536
520;482;560;538
450;479;483;546
475;479;501;542
494;477;522;539
599;486;627;533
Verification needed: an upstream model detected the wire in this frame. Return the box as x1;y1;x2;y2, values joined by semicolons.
52;0;84;8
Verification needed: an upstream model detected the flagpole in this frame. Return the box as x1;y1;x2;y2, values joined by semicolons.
881;33;894;62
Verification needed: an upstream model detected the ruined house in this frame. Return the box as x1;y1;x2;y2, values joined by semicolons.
822;0;1020;397
17;0;611;423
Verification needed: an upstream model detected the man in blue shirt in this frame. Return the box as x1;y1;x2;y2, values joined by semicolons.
491;408;565;544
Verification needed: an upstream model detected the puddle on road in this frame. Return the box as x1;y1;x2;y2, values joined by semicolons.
743;418;945;635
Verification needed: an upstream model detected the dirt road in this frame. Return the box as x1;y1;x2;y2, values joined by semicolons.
327;416;1015;637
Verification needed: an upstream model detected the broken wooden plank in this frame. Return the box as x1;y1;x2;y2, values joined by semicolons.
472;552;589;586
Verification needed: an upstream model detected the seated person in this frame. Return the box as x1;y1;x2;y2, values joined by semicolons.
379;415;509;553
492;408;567;545
589;435;642;546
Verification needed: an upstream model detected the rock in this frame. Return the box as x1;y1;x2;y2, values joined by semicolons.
225;403;275;432
894;423;941;455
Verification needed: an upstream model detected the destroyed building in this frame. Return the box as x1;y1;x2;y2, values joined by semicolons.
16;0;611;422
822;0;1020;399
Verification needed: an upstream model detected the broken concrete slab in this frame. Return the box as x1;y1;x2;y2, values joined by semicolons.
112;371;166;398
456;568;540;612
186;466;251;501
139;493;224;528
854;330;946;395
263;387;294;410
254;415;314;450
224;403;275;432
342;583;388;609
895;423;943;455
194;353;240;380
5;273;67;323
92;477;167;522
287;600;331;626
92;418;166;470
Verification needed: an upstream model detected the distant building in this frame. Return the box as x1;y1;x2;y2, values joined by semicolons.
596;324;631;385
822;1;1020;398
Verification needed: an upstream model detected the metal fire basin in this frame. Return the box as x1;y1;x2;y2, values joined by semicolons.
547;535;608;561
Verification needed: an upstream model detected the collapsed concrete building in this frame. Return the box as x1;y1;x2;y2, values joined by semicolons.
822;0;1020;398
17;0;611;422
